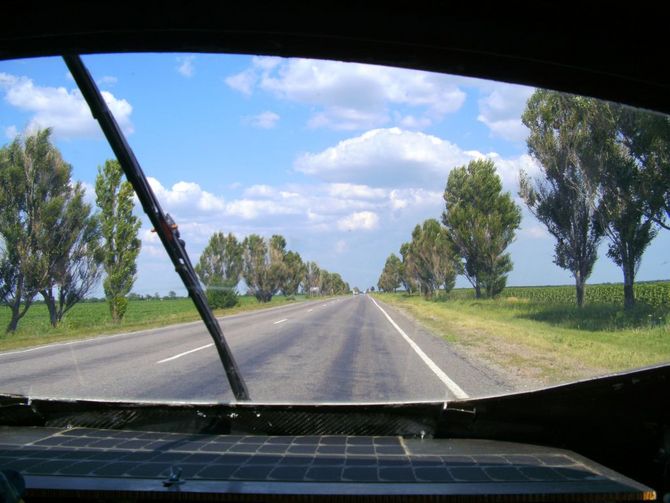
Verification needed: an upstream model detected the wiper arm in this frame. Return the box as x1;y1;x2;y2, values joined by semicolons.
63;55;250;402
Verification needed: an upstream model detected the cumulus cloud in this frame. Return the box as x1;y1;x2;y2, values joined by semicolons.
176;56;195;78
294;127;473;187
226;58;466;130
295;127;536;192
327;183;387;200
244;111;280;129
389;188;443;211
0;72;133;139
225;199;301;220
147;177;225;213
337;211;380;231
477;84;534;142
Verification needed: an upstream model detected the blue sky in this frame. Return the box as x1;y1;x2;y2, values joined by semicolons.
1;53;668;296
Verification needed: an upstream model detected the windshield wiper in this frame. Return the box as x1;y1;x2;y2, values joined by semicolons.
63;55;250;402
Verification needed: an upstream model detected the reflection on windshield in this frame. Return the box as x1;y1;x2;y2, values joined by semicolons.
0;53;668;404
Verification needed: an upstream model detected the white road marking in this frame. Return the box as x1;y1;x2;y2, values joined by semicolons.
307;309;313;312
368;296;469;399
273;318;288;325
156;343;214;364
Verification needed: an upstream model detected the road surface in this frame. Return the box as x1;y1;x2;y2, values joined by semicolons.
0;295;511;403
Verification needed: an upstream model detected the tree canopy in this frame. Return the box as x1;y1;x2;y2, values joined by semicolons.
443;159;521;298
95;159;141;321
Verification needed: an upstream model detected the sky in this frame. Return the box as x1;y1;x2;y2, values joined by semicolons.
1;53;668;296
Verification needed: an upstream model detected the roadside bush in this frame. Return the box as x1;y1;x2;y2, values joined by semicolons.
206;286;239;309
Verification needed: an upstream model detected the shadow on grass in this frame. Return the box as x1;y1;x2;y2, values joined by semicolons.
516;302;668;331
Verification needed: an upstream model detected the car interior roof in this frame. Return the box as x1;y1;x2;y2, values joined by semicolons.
2;2;669;116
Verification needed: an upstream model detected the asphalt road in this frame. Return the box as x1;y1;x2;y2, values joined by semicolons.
0;295;511;403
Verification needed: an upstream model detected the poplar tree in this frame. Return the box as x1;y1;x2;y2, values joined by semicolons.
95;160;141;321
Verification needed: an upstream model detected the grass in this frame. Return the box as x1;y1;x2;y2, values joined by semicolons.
373;292;670;385
0;295;308;352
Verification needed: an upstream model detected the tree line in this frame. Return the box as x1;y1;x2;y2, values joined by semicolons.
195;232;350;308
379;90;669;309
0;129;141;333
378;158;522;299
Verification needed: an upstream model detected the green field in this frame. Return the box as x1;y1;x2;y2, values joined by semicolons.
0;295;307;352
374;287;669;386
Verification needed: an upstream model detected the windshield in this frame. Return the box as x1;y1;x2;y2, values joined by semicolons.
0;53;668;404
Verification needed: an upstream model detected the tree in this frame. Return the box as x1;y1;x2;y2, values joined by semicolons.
591;103;661;309
602;103;667;309
195;232;242;308
95;159;141;321
1;129;102;332
520;90;604;307
443;159;521;298
40;203;103;327
398;242;418;294
404;219;458;298
242;234;284;302
616;106;670;230
282;251;306;296
303;261;321;296
195;232;243;288
377;254;402;292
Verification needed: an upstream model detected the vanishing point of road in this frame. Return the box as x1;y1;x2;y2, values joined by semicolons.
0;295;510;403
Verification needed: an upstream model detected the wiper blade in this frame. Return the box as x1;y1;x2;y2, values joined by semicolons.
63;55;250;402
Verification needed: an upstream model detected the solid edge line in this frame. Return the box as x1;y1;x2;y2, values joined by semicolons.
156;343;214;364
369;296;469;399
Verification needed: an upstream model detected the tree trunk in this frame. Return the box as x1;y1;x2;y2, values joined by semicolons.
6;304;20;333
474;283;481;299
5;297;32;333
623;262;635;309
575;276;585;308
41;289;59;327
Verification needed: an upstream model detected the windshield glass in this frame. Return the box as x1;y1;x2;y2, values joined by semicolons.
0;53;668;404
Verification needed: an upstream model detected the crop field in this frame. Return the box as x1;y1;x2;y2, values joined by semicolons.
446;282;670;310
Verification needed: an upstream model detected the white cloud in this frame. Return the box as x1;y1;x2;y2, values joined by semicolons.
4;125;18;139
477;84;534;142
397;114;432;129
225;199;301;220
98;76;118;86
226;58;466;130
389;188;442;211
244;111;280;129
337;211;379;231
295;127;474;187
295;127;535;193
0;72;133;139
176;56;195;78
225;69;256;95
521;224;550;239
327;183;387;200
491;153;542;191
147;177;225;213
244;184;275;197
